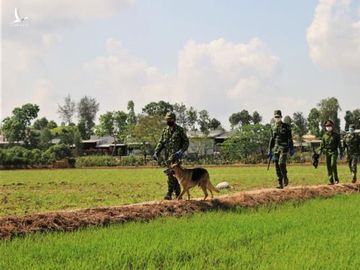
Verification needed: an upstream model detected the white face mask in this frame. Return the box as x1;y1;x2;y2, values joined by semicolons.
325;126;333;132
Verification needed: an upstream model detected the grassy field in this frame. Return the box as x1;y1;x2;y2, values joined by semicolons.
0;164;353;216
1;194;360;269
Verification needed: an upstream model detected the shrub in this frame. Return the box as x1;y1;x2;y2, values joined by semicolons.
41;151;55;165
45;144;72;161
119;155;145;166
1;146;30;166
29;149;43;165
75;155;145;167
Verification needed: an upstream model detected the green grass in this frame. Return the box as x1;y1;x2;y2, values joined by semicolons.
0;164;353;216
1;194;360;269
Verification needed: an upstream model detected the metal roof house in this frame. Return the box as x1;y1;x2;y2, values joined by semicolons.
186;129;234;156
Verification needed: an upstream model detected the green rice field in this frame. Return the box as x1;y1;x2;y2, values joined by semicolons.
1;194;360;269
0;164;353;216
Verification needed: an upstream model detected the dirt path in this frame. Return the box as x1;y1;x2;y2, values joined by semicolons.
1;183;359;239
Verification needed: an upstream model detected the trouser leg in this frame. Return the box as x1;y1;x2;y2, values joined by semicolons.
348;157;353;173
280;163;288;186
172;175;181;197
326;154;334;183
351;156;358;182
279;151;288;186
167;174;180;197
275;160;282;182
331;153;339;182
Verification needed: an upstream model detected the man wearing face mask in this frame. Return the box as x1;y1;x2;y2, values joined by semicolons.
318;120;343;185
153;112;189;200
268;110;295;189
343;124;360;183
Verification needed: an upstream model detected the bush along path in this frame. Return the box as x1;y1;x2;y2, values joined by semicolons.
1;183;360;239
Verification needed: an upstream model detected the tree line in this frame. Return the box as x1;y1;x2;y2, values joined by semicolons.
1;96;359;155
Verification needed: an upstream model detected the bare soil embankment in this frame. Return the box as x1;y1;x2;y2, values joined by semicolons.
1;183;359;239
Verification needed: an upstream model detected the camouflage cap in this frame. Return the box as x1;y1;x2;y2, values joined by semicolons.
324;120;334;126
274;110;282;117
165;112;176;121
349;124;355;129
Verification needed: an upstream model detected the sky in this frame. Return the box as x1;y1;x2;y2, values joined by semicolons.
1;0;360;128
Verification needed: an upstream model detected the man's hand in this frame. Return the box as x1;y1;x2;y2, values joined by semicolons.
152;153;158;161
339;153;344;160
175;150;183;159
290;148;295;157
267;151;273;159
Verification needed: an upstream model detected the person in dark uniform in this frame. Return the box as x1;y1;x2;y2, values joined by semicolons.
318;120;343;185
343;124;360;183
268;110;295;189
153;112;189;200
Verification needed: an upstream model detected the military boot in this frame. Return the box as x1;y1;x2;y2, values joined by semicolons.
280;164;288;187
352;172;357;183
164;176;174;200
276;178;284;189
284;177;289;187
174;183;181;198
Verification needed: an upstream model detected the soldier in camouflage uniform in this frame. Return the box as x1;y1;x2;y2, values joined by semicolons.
343;124;360;183
153;112;189;200
318;120;343;185
268;110;295;189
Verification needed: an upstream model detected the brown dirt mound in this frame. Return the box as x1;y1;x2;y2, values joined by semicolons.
1;183;360;239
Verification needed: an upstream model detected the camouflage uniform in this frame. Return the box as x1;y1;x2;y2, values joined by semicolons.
318;120;343;184
343;124;360;182
268;110;294;188
154;113;189;198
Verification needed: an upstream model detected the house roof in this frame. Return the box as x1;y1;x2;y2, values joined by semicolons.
303;134;319;141
81;139;101;143
97;143;126;148
187;129;228;139
51;138;61;144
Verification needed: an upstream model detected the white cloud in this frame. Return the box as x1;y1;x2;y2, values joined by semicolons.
1;0;132;120
31;80;57;117
307;0;360;71
1;0;133;30
42;33;62;49
82;37;283;125
176;38;279;107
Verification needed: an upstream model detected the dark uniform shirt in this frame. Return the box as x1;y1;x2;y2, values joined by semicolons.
343;133;360;156
319;131;342;154
269;122;294;152
155;124;189;164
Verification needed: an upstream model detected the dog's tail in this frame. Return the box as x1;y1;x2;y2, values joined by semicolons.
207;177;220;193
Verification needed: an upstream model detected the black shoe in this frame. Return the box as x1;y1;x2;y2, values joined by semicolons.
335;180;339;184
164;194;172;200
352;178;357;183
276;184;284;189
284;178;289;187
328;181;334;185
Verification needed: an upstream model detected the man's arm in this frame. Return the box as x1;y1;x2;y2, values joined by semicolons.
288;125;294;150
268;129;275;152
342;135;347;155
154;129;166;155
180;128;189;153
337;133;344;156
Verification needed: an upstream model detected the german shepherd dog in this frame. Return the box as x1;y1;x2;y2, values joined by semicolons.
170;163;219;200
